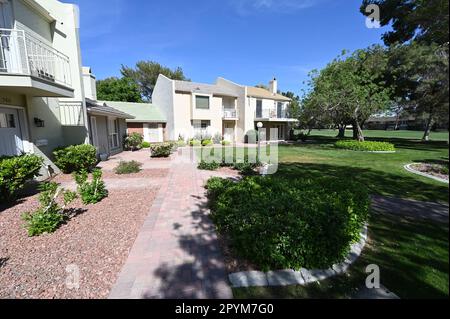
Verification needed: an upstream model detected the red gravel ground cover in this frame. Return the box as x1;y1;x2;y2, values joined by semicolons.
0;188;157;298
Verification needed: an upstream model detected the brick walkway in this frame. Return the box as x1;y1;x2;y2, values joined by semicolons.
109;150;236;299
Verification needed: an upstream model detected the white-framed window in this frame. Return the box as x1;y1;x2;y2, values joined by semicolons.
195;95;210;109
108;118;120;149
0;112;15;128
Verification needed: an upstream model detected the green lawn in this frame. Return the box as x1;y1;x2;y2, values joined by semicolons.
233;213;449;299
308;129;449;141
227;131;449;299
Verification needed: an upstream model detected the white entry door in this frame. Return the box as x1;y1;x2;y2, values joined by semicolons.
0;107;24;156
223;123;234;142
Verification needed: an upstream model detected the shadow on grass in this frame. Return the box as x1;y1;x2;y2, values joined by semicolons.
233;213;449;299
304;135;449;152
276;162;449;203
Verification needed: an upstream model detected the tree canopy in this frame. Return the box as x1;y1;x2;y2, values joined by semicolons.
302;46;392;141
121;61;189;101
360;0;449;46
96;77;143;102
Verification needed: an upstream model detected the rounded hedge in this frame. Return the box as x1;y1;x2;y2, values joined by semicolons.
335;140;395;152
206;176;369;271
53;144;97;173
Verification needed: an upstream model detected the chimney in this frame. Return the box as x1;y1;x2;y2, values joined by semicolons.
269;77;277;95
82;66;97;100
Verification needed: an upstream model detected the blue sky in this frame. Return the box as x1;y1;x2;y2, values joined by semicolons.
65;0;388;95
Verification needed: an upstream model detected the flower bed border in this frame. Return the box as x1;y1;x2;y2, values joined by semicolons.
228;225;367;287
404;163;449;184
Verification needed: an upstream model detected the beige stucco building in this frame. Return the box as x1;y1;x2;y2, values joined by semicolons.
0;0;130;176
152;75;297;143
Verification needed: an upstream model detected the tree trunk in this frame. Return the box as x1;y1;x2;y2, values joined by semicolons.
422;114;434;141
352;122;358;139
394;113;400;130
336;124;346;138
355;120;365;141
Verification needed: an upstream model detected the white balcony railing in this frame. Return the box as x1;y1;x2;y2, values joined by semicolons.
222;108;238;119
59;101;85;126
255;108;288;119
0;29;71;87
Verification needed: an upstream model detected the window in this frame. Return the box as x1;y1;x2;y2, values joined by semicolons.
256;100;262;117
0;113;15;128
195;95;210;109
108;118;120;149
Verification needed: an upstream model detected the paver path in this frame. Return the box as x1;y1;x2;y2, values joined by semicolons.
371;195;449;223
109;151;237;299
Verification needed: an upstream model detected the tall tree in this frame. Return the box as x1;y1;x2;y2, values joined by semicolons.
121;61;189;101
96;77;143;102
282;91;301;119
302;46;392;141
387;42;449;140
360;0;449;46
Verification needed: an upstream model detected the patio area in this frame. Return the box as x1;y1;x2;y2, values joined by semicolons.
109;148;239;298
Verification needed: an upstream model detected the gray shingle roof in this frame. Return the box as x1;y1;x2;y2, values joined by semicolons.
85;99;134;119
174;80;238;97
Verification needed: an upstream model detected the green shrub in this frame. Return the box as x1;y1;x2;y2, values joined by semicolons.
189;139;201;146
205;177;234;206
335;140;395;152
53;144;97;173
22;182;77;236
232;160;261;175
114;160;142;174
207;176;369;271
124;133;144;151
201;139;213;147
198;160;220;170
0;154;43;201
73;169;108;204
140;141;151;148
221;140;231;146
150;142;173;157
167;140;178;151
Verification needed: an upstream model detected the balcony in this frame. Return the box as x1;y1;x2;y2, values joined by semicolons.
222;108;238;119
59;101;85;126
255;108;297;122
0;29;73;97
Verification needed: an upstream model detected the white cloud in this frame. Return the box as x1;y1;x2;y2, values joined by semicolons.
229;0;319;15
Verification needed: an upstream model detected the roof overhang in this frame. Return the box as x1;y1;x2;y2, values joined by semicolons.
22;0;56;23
125;119;167;123
254;118;298;122
86;99;134;119
247;95;291;102
0;73;74;97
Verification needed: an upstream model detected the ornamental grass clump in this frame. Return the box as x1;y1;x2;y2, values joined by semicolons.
114;160;142;174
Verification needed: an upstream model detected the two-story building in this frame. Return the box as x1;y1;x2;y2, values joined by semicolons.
152;75;297;143
0;0;130;176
